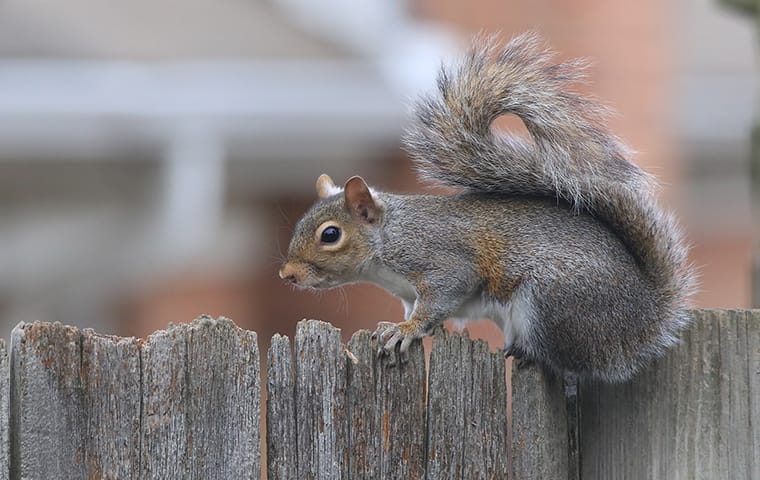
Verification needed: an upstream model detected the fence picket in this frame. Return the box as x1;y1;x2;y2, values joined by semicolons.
266;334;297;480
346;329;426;479
427;328;509;479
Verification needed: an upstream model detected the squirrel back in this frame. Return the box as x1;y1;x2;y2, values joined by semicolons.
404;32;696;355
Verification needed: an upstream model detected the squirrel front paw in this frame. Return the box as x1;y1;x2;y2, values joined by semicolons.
371;320;424;364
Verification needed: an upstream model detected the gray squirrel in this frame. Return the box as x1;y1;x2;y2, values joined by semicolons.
279;32;696;382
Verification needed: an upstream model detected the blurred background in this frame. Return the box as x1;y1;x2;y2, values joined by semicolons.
0;0;756;350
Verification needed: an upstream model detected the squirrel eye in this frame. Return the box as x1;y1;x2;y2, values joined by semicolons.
320;226;341;244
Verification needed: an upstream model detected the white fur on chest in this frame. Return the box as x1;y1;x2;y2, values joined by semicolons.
360;264;417;318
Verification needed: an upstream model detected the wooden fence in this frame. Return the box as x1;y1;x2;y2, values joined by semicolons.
0;309;755;479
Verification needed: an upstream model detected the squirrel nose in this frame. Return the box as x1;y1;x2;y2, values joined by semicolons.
279;263;298;284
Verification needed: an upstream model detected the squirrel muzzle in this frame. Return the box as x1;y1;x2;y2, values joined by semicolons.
279;263;300;284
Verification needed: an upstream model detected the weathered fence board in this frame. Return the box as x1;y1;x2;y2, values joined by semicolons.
511;361;570;479
427;328;508;479
11;322;79;479
185;317;260;478
140;316;260;480
749;310;760;477
293;320;348;479
10;322;140;479
266;334;297;480
199;318;260;478
580;309;760;480
140;323;190;479
346;329;426;479
81;329;141;479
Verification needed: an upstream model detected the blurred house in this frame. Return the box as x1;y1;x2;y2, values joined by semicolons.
0;0;755;348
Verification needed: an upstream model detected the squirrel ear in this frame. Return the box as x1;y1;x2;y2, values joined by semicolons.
316;174;341;199
344;176;379;224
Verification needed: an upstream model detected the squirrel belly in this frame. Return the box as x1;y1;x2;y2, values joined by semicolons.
449;279;534;360
281;33;696;382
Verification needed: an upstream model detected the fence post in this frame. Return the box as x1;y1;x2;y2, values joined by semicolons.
580;309;760;479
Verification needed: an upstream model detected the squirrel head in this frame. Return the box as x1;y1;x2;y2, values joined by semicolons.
279;174;384;289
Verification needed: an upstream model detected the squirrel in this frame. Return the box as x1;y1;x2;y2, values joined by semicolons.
279;32;696;382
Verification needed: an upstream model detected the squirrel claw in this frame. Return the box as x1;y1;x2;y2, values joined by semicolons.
372;321;415;364
398;348;409;364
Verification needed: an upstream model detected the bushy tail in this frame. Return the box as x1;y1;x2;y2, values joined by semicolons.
404;32;696;334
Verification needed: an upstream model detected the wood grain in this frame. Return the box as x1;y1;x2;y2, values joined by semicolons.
140;316;260;479
9;317;260;480
427;328;509;479
81;329;141;479
184;317;260;479
346;329;426;479
10;322;141;479
293;320;348;479
266;334;297;480
580;309;760;480
511;361;569;479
